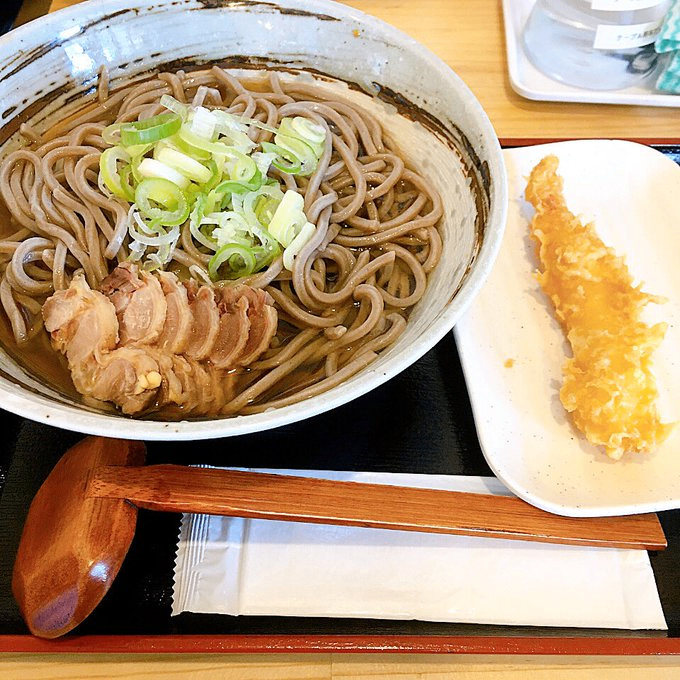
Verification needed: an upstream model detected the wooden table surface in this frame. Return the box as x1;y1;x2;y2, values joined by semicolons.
3;0;680;676
48;0;680;142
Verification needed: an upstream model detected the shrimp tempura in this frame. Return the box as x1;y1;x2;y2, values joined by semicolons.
526;155;673;460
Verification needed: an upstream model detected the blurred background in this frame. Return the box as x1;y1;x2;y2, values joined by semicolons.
1;0;50;34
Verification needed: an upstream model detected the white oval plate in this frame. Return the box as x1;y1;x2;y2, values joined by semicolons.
455;140;680;517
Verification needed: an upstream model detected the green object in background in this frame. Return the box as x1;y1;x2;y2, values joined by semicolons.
655;0;680;92
657;52;680;92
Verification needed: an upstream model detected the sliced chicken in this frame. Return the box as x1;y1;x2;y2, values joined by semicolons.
210;293;250;368
231;286;278;366
43;271;118;365
100;262;167;346
156;271;192;353
42;264;278;416
184;285;220;360
86;347;162;415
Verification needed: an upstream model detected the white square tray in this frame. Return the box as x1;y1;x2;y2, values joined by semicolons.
502;0;680;107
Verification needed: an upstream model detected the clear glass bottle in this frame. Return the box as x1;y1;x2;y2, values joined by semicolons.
522;0;671;90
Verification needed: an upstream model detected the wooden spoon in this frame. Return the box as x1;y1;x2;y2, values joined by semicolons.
12;436;666;639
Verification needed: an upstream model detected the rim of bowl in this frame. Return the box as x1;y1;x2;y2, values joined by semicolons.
0;0;508;440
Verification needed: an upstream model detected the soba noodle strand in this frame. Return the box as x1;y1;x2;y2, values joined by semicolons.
0;65;444;416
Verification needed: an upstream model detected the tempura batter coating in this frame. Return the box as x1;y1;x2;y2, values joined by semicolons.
526;155;673;460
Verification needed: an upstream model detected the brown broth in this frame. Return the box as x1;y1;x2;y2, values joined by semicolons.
0;65;459;419
0;312;81;402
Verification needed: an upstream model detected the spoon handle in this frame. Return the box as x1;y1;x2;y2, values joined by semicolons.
89;464;666;550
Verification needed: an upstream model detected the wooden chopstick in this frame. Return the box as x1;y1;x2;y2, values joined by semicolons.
90;466;667;550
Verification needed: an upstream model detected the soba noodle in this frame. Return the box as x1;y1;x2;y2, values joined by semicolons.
0;66;443;416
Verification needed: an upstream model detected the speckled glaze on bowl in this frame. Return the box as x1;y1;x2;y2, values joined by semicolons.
0;0;507;439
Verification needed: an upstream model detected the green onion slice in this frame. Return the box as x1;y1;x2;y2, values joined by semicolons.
165;132;212;160
213;167;263;197
260;141;302;174
99;146;132;199
268;189;306;247
120;113;182;147
208;244;258;280
135;177;190;227
118;164;137;203
102;122;123;146
188;192;218;250
279;117;326;157
137;157;191;190
225;149;258;183
159;94;190;119
129;210;180;247
283;220;315;270
178;126;235;156
98;97;327;278
156;146;212;184
274;134;318;176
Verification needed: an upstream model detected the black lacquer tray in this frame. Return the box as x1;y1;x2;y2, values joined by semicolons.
0;147;678;655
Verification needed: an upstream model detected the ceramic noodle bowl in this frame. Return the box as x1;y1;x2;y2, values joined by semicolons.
0;0;507;439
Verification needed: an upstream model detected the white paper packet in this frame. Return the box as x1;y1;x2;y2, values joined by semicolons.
172;469;667;630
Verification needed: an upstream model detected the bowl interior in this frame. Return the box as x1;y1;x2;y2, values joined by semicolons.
0;0;506;439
